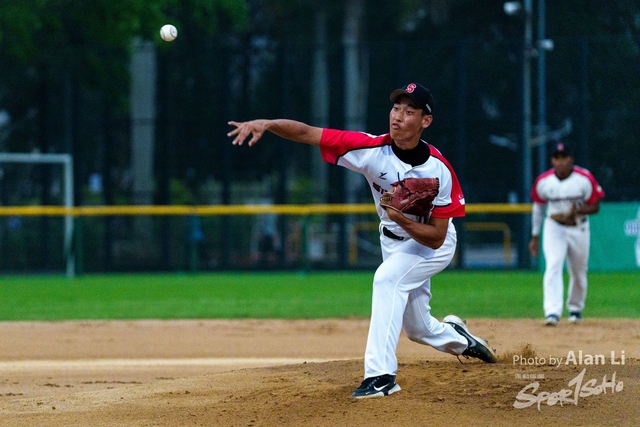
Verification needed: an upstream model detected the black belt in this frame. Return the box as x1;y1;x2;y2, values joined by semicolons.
555;216;587;226
383;226;405;240
567;217;587;226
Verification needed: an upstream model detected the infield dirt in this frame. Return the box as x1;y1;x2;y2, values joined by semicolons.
1;318;638;426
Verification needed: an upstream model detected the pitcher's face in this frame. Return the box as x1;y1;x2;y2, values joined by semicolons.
389;95;432;149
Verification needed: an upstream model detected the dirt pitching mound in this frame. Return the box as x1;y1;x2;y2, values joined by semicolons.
1;319;638;426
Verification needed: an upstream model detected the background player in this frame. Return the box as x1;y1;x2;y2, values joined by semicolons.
528;142;605;326
227;82;496;399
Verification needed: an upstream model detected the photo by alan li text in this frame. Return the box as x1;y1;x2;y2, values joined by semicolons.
514;350;625;367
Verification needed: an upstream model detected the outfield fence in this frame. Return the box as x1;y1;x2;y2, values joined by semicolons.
3;202;638;276
0;203;534;276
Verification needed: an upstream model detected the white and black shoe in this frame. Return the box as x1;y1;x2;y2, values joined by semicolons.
444;315;497;363
567;312;582;324
351;374;401;399
544;314;560;326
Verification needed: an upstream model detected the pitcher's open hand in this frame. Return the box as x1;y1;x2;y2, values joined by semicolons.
227;120;269;147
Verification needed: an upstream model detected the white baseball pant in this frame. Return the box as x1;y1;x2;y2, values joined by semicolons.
542;217;590;317
363;223;467;379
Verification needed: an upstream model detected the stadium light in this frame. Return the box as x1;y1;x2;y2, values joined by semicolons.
503;2;523;16
538;39;554;51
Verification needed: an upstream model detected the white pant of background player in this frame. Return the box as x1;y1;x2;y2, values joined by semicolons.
541;217;590;318
364;221;467;378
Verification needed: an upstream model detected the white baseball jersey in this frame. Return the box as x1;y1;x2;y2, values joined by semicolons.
320;129;465;223
531;165;605;228
320;129;468;378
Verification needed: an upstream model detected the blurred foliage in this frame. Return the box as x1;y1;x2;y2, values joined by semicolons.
169;179;196;205
1;0;639;207
0;0;248;64
0;0;248;119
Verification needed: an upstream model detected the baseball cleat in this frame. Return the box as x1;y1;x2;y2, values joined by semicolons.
351;374;401;399
544;314;560;326
444;314;497;363
567;312;582;324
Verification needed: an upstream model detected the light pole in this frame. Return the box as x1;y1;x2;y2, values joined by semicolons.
536;0;548;175
504;0;533;268
504;1;554;193
504;0;533;203
522;0;533;203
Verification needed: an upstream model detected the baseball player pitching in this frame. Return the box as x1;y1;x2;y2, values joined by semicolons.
529;142;605;326
228;82;497;399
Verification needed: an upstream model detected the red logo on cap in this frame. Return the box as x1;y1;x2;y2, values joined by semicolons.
557;143;564;150
406;83;417;93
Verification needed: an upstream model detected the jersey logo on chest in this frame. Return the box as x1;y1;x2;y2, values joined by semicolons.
372;182;385;195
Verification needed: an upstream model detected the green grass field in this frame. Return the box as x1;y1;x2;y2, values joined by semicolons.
1;271;638;321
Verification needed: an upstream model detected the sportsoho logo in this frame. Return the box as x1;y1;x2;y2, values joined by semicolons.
512;350;625;410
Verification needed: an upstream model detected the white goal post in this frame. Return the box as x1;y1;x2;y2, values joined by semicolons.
0;152;75;277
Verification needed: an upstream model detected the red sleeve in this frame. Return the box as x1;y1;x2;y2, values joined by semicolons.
574;166;605;204
428;145;465;219
319;129;391;164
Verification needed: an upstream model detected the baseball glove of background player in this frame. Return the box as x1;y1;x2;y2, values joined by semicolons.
550;209;577;226
380;177;439;217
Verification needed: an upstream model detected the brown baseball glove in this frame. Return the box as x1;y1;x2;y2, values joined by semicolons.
550;209;577;226
380;177;440;217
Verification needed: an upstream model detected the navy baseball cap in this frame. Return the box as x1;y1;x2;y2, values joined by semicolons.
551;141;573;157
389;83;434;114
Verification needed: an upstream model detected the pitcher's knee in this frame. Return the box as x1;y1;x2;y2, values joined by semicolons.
403;317;441;343
405;329;426;343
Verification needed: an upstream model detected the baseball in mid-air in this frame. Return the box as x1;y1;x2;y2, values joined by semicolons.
160;24;178;42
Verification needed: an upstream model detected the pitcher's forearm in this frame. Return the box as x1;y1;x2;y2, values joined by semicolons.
267;120;323;146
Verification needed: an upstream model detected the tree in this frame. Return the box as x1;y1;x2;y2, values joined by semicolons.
0;0;248;152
